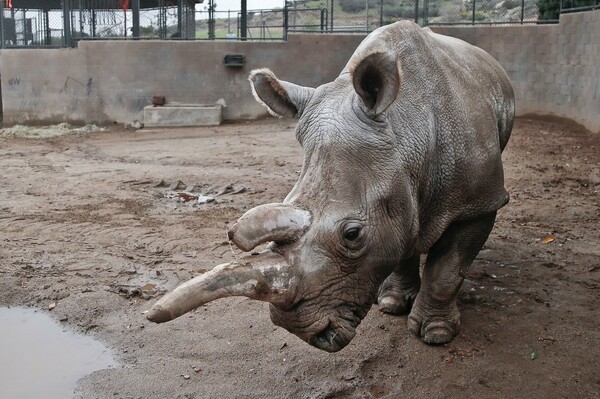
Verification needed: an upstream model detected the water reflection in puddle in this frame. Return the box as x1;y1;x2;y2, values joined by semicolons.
0;307;117;399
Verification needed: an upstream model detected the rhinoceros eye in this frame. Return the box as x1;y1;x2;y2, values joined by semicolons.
339;222;366;256
343;224;362;242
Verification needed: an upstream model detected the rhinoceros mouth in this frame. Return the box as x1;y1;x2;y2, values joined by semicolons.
270;301;365;352
307;313;361;352
309;322;349;352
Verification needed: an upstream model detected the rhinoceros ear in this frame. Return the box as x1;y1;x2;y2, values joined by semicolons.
249;69;315;118
351;52;402;116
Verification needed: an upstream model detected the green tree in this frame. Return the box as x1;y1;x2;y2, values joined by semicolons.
537;0;560;20
538;0;596;20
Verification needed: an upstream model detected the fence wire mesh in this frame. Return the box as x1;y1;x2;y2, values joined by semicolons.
1;0;64;47
0;0;587;47
194;9;286;40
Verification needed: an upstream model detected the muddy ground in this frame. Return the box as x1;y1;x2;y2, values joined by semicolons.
0;117;598;399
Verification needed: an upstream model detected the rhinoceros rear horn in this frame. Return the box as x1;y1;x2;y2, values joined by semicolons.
351;52;402;116
249;69;315;118
228;203;311;252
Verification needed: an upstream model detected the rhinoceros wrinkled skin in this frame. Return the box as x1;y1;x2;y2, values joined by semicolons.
147;21;515;352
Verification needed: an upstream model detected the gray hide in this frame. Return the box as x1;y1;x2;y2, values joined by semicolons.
148;21;514;352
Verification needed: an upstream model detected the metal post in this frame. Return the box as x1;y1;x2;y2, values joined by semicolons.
320;8;325;31
424;0;429;26
123;5;127;37
520;0;525;23
62;0;72;46
240;0;247;41
78;0;83;37
415;0;419;24
472;0;476;24
159;0;165;39
45;10;50;45
0;0;4;49
132;0;139;37
177;0;183;38
366;0;369;31
208;0;215;40
283;2;288;39
330;0;334;32
91;6;96;37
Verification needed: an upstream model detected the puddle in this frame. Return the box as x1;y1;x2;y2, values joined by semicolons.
0;307;117;399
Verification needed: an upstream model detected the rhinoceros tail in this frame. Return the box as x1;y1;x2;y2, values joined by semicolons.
497;78;515;153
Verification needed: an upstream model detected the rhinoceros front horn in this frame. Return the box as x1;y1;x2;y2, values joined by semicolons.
147;251;293;323
227;203;311;252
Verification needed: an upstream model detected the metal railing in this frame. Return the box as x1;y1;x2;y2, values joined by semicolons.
560;0;600;13
1;0;595;48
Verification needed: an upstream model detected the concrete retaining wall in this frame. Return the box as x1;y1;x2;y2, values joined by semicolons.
0;35;364;125
433;10;600;133
1;10;598;132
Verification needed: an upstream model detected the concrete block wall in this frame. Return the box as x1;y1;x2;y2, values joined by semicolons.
0;35;364;125
0;10;598;132
433;10;600;133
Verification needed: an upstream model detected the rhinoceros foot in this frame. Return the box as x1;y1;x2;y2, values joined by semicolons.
377;256;421;315
377;285;418;315
406;303;460;345
378;293;417;315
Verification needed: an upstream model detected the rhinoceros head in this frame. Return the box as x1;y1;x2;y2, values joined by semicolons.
148;46;417;352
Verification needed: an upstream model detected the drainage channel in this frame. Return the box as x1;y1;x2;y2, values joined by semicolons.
0;307;117;398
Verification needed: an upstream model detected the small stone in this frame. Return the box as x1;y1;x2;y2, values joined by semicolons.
171;180;187;190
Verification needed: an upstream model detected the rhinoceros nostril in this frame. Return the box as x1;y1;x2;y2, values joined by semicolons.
309;322;340;350
227;225;236;241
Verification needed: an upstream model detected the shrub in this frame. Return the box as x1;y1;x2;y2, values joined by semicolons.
537;0;560;20
339;0;364;13
504;0;521;9
383;4;413;18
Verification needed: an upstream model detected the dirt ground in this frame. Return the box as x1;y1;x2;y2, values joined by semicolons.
0;117;598;399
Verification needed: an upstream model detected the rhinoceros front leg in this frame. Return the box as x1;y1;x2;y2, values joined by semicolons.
408;212;497;344
377;254;421;315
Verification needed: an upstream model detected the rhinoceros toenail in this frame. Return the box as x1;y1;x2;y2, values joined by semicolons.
424;327;453;345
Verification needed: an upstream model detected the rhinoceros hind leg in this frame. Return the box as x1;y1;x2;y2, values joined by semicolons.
377;254;421;315
407;212;497;345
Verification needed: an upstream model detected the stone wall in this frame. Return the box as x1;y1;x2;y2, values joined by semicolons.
0;10;598;132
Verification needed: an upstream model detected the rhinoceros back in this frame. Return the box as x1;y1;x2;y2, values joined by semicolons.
344;21;515;248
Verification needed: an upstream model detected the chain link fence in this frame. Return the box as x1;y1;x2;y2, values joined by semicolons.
560;0;599;13
290;0;542;28
1;0;64;47
195;8;286;40
2;0;590;47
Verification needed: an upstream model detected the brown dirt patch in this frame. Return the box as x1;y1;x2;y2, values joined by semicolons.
0;117;598;398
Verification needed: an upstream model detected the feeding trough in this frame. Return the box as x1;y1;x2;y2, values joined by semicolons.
143;102;224;127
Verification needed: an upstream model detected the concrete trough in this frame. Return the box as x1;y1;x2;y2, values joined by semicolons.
143;104;223;127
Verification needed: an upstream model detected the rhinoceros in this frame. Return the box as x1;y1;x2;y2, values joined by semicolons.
147;21;514;352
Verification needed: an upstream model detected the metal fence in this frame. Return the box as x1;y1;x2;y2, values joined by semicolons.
561;0;599;13
292;0;543;29
0;0;594;48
